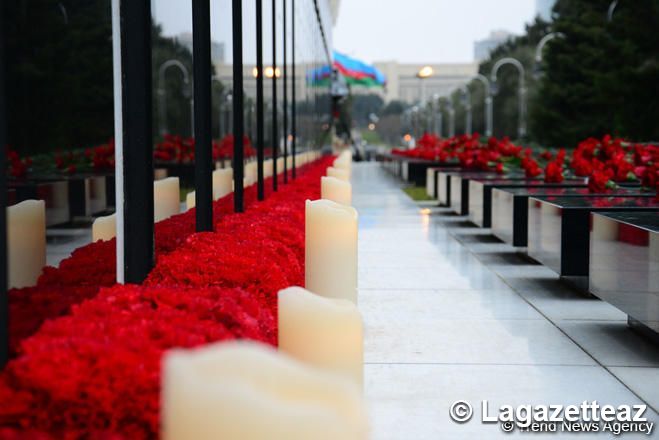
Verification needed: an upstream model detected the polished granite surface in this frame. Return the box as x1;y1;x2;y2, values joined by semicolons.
467;178;578;228
537;195;659;209
492;187;652;247
593;211;659;232
448;172;527;215
359;163;659;438
527;196;658;279
590;212;659;333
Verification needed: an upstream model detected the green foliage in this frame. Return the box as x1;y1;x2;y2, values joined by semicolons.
532;0;659;146
5;1;214;155
361;129;382;145
402;186;433;201
350;93;384;126
6;0;114;155
447;19;550;142
381;100;405;116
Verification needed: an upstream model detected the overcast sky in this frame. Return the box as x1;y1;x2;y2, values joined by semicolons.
153;0;538;64
333;0;537;63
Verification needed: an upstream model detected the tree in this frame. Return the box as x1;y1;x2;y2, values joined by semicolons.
469;19;550;141
349;93;384;127
531;0;659;146
6;0;114;155
5;0;212;155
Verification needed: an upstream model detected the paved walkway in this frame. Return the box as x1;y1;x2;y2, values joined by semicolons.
354;162;659;439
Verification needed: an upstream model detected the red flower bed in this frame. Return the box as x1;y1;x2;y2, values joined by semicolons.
570;136;658;193
154;134;256;164
392;134;657;197
0;157;331;438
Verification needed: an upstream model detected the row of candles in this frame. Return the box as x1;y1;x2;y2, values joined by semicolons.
4;151;322;288
5;151;367;438
163;151;367;439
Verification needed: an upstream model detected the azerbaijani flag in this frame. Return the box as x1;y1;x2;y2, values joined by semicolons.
333;51;386;88
307;51;387;88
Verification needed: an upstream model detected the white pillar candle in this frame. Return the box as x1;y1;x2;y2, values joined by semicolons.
8;200;46;289
154;168;168;180
333;153;351;172
245;162;257;186
306;199;358;303
279;287;363;385
264;159;273;178
154;177;181;222
162;341;368;440
186;191;196;211
426;168;435;198
92;213;117;241
321;176;352;206
213;168;233;200
327;167;350;182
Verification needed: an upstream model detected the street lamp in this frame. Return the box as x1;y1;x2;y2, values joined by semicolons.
417;65;433;103
444;99;455;138
411;105;420;139
431;93;442;137
265;66;281;78
491;57;527;139
456;85;472;135
608;0;619;21
470;74;493;137
158;59;193;137
534;32;564;79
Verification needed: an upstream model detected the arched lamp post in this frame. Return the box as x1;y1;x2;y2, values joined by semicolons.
445;99;455;138
470;74;492;137
491;57;527;139
608;0;619;21
417;65;433;103
432;93;443;137
158;59;193;136
534;32;564;79
456;85;472;135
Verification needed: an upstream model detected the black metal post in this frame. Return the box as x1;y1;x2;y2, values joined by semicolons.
121;0;154;283
232;0;244;212
271;0;278;191
256;0;265;200
282;0;288;184
192;0;213;231
0;2;8;367
291;0;296;178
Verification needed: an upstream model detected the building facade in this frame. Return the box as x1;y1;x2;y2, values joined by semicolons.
473;30;513;61
366;61;478;103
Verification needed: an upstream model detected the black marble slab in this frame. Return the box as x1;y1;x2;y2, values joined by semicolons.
404;160;459;187
527;196;658;287
492;187;648;247
447;172;526;215
426;167;466;202
468;179;587;228
9;179;71;226
590;212;659;334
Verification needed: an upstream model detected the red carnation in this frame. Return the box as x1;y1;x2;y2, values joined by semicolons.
588;169;616;193
544;161;564;183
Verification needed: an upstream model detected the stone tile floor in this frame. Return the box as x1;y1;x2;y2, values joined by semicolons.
354;162;659;439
